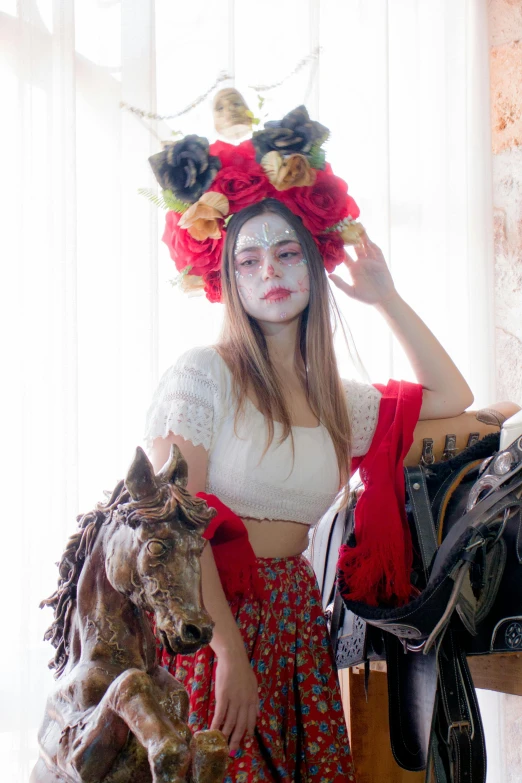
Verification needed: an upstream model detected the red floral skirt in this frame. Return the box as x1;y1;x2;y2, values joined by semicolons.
157;555;357;783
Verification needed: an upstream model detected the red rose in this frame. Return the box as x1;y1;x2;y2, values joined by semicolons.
209;140;256;167
162;210;223;277
202;270;223;304
279;169;359;233
209;159;275;213
315;232;346;273
344;194;360;221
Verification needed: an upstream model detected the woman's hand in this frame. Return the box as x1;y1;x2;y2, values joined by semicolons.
329;232;397;306
210;648;259;756
328;230;474;417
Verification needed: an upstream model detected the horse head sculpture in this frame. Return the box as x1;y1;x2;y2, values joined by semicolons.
105;446;213;656
31;445;228;783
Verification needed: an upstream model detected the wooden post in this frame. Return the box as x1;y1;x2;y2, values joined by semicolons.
339;655;522;780
340;667;424;783
467;653;522;696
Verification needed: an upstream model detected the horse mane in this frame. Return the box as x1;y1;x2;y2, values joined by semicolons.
41;477;213;677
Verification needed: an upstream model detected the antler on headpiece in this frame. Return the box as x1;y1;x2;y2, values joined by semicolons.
148;105;364;303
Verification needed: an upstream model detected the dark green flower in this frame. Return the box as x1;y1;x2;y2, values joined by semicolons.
148;135;221;204
252;106;329;164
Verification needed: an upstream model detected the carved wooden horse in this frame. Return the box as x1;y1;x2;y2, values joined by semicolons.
31;445;228;783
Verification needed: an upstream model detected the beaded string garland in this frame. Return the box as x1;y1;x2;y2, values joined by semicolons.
147;105;365;303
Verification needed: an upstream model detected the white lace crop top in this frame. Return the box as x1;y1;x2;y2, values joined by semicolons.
144;346;381;526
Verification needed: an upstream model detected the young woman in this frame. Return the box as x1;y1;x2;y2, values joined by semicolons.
144;111;473;782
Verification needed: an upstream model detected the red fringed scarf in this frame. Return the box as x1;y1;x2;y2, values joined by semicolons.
337;380;423;607
196;492;264;603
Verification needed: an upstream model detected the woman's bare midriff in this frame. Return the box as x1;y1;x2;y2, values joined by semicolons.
242;517;311;558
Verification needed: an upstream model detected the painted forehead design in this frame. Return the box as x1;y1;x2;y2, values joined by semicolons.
235;221;299;254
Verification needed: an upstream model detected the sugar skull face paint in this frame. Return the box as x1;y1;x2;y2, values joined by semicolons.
233;213;310;324
234;221;299;256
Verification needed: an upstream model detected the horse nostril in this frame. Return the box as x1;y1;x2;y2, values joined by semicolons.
182;623;203;643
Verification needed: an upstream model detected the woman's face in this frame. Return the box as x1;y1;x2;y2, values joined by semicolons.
233;213;310;325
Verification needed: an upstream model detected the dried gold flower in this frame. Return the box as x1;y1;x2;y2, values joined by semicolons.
340;221;365;245
261;151;284;183
264;153;316;191
180;273;205;295
178;192;229;241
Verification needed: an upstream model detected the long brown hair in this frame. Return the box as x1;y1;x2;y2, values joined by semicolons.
217;198;352;491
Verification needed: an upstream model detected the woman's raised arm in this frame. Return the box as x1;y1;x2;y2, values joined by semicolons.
374;293;474;419
329;233;474;420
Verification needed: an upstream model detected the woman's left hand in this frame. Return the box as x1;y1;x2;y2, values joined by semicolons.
328;232;397;306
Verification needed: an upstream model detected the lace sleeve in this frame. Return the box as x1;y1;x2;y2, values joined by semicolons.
144;347;221;451
343;378;382;457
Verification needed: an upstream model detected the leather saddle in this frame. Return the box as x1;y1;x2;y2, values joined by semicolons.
310;405;522;783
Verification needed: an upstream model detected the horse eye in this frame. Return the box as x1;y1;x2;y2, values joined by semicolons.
147;540;167;556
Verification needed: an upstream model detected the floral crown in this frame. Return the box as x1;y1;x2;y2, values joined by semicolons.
148;105;364;303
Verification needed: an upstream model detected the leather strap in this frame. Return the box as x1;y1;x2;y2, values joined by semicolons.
384;633;438;771
384;625;486;781
329;507;351;650
431;631;486;783
320;510;341;600
516;508;522;564
430;477;522;584
330;587;345;655
405;467;439;581
312;502;349;612
430;462;482;544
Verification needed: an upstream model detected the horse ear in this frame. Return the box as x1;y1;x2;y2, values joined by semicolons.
126;447;158;501
157;443;189;488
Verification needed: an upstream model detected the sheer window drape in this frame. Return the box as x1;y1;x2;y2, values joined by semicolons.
0;1;494;778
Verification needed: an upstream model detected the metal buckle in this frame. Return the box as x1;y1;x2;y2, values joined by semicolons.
447;720;471;745
405;639;427;653
442;434;457;461
464;538;485;553
421;438;435;466
491;507;512;546
464;506;515;553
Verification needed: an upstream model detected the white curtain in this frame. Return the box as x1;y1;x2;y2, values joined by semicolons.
0;1;494;778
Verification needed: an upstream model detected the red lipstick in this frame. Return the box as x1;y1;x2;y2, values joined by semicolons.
261;286;294;302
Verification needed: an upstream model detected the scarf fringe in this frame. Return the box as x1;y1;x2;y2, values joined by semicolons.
337;380;423;607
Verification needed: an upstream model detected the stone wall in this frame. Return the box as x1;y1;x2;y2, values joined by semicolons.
487;8;522;781
490;0;522;404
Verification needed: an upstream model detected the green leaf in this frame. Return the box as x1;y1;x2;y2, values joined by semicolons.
308;132;330;170
324;220;344;233
138;187;168;210
169;265;193;287
320;129;330;146
162;190;190;213
138;188;191;213
246;109;261;127
308;145;326;170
